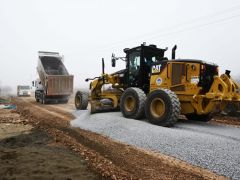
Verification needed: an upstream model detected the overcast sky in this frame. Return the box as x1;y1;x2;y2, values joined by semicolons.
0;0;240;91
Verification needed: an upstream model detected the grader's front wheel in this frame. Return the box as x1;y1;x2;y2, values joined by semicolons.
75;91;88;110
120;88;146;119
145;89;180;127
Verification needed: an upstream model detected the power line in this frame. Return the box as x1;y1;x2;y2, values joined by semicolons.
96;4;240;51
96;13;240;53
144;13;240;41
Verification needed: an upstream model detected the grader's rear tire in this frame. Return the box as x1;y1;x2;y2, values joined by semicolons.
120;88;146;119
186;113;212;122
75;91;88;110
145;89;180;127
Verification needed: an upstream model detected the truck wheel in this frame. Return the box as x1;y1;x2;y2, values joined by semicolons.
185;113;212;122
75;91;88;110
41;94;48;104
41;98;44;104
120;87;146;119
35;94;39;102
145;89;180;127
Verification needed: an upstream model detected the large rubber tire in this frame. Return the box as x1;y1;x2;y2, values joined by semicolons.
120;87;146;119
75;91;88;110
35;94;39;102
185;113;212;122
41;93;47;104
145;89;180;127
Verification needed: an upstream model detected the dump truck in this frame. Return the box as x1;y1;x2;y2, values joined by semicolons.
34;51;73;104
17;85;31;97
75;43;240;127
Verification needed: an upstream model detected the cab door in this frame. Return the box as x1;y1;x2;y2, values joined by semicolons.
127;50;141;87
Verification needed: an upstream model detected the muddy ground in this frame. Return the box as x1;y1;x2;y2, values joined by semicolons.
0;109;100;180
0;97;230;179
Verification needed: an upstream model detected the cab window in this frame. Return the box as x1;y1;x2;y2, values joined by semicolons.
129;51;140;76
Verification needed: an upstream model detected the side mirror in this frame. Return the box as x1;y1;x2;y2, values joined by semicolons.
111;53;116;67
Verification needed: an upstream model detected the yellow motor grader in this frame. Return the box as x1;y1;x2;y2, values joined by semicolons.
75;43;240;126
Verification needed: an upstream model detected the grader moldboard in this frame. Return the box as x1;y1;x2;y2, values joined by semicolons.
75;43;240;127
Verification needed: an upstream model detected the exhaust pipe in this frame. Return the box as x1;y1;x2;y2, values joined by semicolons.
102;58;105;75
172;45;177;59
225;70;231;77
102;58;105;84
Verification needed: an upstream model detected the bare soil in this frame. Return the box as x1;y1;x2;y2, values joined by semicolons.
0;109;100;180
211;115;240;127
1;97;226;180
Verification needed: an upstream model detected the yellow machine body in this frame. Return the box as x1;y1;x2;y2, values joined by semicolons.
89;61;240;116
75;44;240;126
150;61;240;115
89;73;124;112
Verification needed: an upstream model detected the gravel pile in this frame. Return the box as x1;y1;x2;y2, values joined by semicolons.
71;111;240;179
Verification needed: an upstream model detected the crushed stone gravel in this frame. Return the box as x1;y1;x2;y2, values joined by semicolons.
71;110;240;180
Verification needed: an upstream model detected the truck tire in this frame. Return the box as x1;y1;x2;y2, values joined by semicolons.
41;93;48;104
185;113;212;122
35;94;39;102
120;87;146;119
75;91;88;110
145;89;180;127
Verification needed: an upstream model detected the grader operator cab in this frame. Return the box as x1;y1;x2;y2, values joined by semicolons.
75;43;240;127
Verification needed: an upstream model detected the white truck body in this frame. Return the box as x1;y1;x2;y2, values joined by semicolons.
17;85;31;96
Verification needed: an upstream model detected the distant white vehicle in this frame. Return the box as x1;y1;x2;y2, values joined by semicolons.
17;85;31;97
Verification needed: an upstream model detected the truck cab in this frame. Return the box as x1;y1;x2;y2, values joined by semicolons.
17;85;31;97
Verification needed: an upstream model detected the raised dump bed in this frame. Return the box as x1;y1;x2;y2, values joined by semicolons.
34;51;73;104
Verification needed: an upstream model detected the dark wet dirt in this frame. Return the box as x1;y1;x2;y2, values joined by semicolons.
0;109;100;180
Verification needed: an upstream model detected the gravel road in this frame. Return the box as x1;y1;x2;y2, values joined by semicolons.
71;110;240;179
